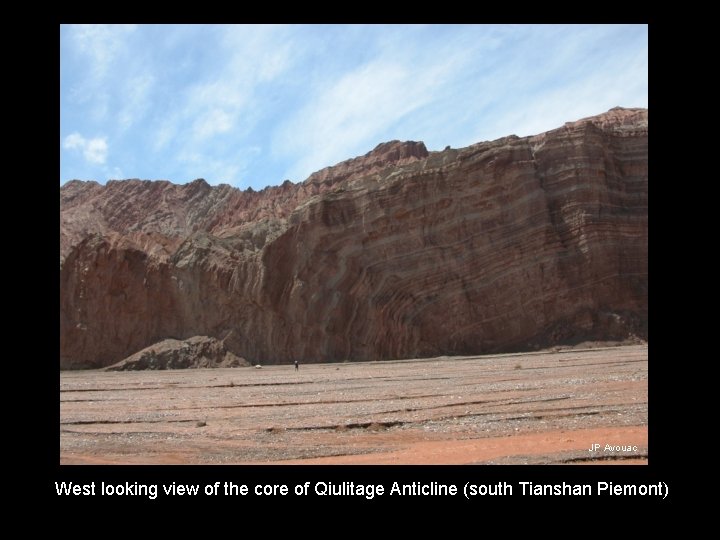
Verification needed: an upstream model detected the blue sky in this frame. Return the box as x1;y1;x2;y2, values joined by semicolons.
60;24;648;190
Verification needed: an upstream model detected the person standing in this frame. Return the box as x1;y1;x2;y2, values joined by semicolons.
294;360;299;371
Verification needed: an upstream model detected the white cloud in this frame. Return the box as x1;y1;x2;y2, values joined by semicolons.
85;138;109;164
68;24;137;79
61;24;647;189
64;25;147;126
63;132;108;164
177;151;241;185
166;25;294;147
144;25;298;184
63;133;85;150
463;27;649;145
153;121;178;152
118;74;154;129
274;45;475;181
193;108;234;140
221;25;293;82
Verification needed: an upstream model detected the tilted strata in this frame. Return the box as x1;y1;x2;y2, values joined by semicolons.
60;107;647;369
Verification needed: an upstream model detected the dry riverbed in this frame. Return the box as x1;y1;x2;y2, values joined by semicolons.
60;345;648;465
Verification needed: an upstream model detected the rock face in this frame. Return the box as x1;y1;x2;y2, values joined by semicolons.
104;336;248;371
60;107;648;369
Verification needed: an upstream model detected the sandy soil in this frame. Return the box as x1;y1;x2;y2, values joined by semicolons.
60;345;648;465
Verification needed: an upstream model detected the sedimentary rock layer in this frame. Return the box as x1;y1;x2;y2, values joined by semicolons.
60;107;647;369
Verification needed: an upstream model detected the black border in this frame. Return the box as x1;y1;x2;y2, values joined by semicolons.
51;19;668;512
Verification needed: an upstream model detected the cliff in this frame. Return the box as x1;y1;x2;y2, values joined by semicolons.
60;107;648;369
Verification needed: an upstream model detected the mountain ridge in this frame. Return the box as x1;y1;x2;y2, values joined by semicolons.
60;107;648;369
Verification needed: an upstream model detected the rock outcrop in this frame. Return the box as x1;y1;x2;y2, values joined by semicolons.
104;336;248;371
60;108;648;369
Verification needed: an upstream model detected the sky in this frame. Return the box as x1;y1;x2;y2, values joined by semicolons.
60;24;648;190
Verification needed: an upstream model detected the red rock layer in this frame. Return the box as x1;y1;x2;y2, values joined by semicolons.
60;109;647;368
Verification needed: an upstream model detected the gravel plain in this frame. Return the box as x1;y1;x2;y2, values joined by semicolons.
60;345;648;464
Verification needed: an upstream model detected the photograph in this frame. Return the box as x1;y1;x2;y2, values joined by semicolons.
60;24;648;466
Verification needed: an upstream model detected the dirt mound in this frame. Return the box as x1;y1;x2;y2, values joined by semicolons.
104;336;248;371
